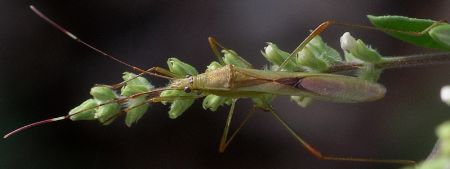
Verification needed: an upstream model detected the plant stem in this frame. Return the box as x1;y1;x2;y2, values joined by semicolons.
327;52;450;73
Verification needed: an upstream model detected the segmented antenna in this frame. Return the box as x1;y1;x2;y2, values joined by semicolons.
3;87;169;138
3;116;65;138
29;5;146;73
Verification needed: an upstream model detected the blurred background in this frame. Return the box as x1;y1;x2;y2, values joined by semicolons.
1;0;450;168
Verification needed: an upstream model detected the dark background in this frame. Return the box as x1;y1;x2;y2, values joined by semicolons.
1;0;450;169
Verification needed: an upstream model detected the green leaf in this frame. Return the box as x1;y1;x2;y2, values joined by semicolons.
429;24;450;49
367;15;450;50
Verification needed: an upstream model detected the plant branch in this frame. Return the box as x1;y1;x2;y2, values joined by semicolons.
326;52;450;73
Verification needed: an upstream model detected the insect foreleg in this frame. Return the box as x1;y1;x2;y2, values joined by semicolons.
208;37;227;65
278;21;332;70
219;99;238;153
219;105;256;153
267;108;415;164
111;67;178;89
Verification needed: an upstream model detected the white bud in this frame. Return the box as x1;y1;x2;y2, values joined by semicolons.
340;32;357;51
441;85;450;105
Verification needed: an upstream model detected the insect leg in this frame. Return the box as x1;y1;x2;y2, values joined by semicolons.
219;105;257;153
218;99;238;152
208;37;227;65
110;67;178;89
267;108;415;164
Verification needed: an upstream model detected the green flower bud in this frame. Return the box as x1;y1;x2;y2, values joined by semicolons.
202;94;231;111
125;96;149;127
121;72;153;96
90;86;117;101
356;64;382;82
95;102;121;125
68;99;97;121
307;36;342;64
340;32;357;52
290;96;313;107
262;43;297;71
436;121;450;157
354;40;383;62
206;61;223;72
168;99;195;119
167;58;198;76
340;32;382;63
222;50;251;68
297;47;328;72
160;90;195;119
429;24;450;49
252;94;275;110
343;51;362;63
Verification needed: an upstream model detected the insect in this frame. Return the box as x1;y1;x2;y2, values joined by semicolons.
4;5;450;166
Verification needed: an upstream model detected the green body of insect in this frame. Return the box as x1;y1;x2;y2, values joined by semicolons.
170;64;385;103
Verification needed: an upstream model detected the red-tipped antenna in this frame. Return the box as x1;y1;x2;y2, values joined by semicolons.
3;116;66;138
29;5;147;73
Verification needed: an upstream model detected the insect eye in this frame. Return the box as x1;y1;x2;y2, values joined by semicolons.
184;86;192;93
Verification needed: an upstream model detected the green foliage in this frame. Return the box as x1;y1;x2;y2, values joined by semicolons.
429;24;450;48
368;15;450;50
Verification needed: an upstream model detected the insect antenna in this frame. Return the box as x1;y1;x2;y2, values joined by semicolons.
29;5;171;80
3;87;170;139
3;98;125;139
3;116;65;139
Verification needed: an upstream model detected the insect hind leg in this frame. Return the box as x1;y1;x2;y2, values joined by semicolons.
267;108;415;165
